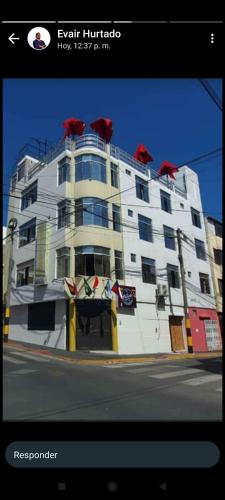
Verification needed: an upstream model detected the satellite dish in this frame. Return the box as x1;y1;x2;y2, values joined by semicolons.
8;218;18;230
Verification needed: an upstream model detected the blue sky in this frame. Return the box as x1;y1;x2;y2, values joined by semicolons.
3;78;222;226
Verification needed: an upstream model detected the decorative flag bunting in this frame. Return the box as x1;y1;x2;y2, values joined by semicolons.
133;144;153;164
63;117;86;139
84;278;93;297
90;117;113;143
104;279;112;299
112;280;123;301
158;160;178;180
64;278;79;298
92;276;99;290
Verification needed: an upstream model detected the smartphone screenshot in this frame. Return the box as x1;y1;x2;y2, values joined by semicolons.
1;16;223;497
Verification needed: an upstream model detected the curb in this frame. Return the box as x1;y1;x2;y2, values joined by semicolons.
3;341;222;366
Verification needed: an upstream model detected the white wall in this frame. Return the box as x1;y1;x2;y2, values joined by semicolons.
9;300;67;350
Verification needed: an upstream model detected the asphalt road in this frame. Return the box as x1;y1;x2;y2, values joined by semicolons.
3;346;222;421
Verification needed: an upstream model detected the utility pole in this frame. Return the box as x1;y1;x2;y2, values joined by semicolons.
3;218;17;343
176;228;193;354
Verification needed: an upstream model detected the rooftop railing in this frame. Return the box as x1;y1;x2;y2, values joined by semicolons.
12;134;187;198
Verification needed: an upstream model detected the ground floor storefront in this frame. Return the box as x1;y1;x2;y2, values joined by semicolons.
8;299;222;355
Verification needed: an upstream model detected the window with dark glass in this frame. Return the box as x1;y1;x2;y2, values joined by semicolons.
128;209;133;217
28;301;55;331
215;222;222;238
191;207;201;228
131;253;136;262
58;157;70;185
58;200;71;229
75;246;110;277
213;248;222;265
199;273;211;294
75;154;106;183
19;218;36;247
111;162;119;188
141;257;156;284
115;250;124;279
195;239;206;260
218;279;223;296
75;198;108;228
164;225;176;250
126;169;131;176
160;190;172;213
167;264;180;288
11;174;17;192
21;181;37;210
56;247;70;278
135;175;149;202
17;161;25;181
16;260;34;286
112;204;121;232
138;214;153;242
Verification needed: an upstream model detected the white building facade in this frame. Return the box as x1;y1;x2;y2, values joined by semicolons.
6;134;222;354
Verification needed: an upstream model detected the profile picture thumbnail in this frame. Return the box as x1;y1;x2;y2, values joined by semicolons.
27;27;51;50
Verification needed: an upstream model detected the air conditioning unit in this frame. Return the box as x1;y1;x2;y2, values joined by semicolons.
34;277;47;286
157;284;168;296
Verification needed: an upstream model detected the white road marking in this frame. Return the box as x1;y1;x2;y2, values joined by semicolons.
10;351;49;363
104;362;156;368
149;368;205;379
7;369;37;376
126;364;180;374
182;374;222;386
3;354;26;365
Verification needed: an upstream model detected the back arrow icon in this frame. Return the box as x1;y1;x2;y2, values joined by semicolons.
8;33;20;44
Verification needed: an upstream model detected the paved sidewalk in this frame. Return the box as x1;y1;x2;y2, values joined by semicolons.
3;340;223;366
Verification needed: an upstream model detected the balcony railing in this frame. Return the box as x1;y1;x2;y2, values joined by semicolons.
12;134;187;198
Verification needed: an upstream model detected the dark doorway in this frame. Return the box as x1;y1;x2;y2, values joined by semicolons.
76;300;112;350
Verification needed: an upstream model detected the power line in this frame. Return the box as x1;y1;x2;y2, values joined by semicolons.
198;79;223;112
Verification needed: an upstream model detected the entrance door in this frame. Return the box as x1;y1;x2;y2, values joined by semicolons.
169;316;185;352
76;300;112;350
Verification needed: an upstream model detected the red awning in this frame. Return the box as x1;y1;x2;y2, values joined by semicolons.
90;117;113;143
158;160;178;180
133;144;153;164
63;117;86;138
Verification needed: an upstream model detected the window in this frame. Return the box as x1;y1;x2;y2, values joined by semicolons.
131;253;136;262
75;198;108;228
128;209;133;217
11;174;16;192
28;301;55;330
141;257;156;284
16;260;34;286
195;239;206;260
135;175;149;202
215;222;222;238
21;181;37;210
56;247;70;278
164;225;176;250
58;200;71;229
58;157;70;185
75;246;110;277
218;279;223;296
214;248;222;265
111;162;119;188
199;273;211;294
191;207;201;228
138;214;153;242
112;204;121;232
188;271;192;277
19;218;36;247
75;154;106;183
115;250;124;279
180;203;184;209
160;190;172;213
17;161;25;181
167;264;180;288
126;169;131;176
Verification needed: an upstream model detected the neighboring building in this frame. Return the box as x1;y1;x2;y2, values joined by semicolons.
3;226;7;309
6;134;222;354
204;216;223;335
